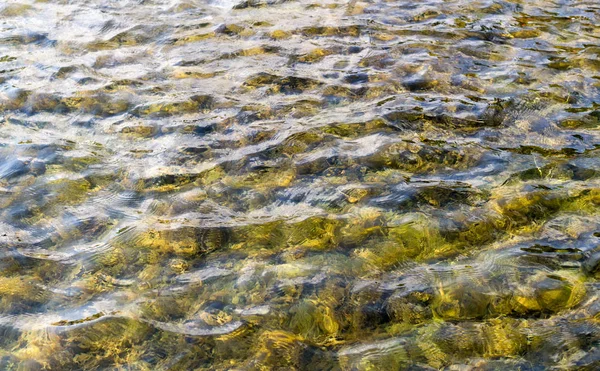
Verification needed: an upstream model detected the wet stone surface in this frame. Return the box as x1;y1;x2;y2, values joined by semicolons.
0;0;600;369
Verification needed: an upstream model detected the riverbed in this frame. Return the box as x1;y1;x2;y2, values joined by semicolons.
0;0;599;369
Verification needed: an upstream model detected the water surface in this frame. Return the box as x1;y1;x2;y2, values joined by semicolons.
1;0;600;369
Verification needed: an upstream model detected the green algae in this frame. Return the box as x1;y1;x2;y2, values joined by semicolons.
133;95;214;117
135;227;227;257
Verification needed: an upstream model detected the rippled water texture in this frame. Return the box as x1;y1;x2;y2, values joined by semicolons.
1;0;600;369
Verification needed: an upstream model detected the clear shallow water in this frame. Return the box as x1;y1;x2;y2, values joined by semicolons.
0;0;599;369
